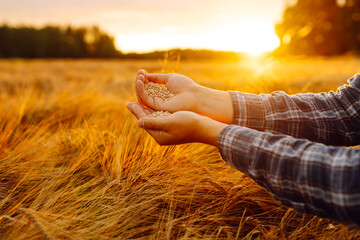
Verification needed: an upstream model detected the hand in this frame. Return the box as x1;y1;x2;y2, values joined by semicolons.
135;70;200;112
126;102;228;146
135;70;233;124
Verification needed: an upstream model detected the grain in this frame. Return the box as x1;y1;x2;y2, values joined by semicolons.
145;82;175;100
148;111;171;118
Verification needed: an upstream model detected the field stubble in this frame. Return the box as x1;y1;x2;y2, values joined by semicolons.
0;57;359;239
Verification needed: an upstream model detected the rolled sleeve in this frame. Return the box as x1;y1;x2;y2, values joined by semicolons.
229;74;360;146
229;92;265;130
217;124;360;228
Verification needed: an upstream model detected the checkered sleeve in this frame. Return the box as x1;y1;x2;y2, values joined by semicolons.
218;125;360;227
230;74;360;146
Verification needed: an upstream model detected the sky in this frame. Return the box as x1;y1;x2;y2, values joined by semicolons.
0;0;287;55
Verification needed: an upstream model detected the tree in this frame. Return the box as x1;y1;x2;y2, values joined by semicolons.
343;0;360;53
275;0;360;55
0;25;120;58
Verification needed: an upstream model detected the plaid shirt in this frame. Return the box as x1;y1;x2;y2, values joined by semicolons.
217;74;360;227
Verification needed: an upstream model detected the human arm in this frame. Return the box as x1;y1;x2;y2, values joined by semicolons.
218;124;360;228
136;70;360;146
229;74;360;146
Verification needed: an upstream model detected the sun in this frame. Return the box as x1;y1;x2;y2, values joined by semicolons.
203;19;280;56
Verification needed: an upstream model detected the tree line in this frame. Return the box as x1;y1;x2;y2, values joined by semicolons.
275;0;360;56
0;25;120;58
0;24;246;60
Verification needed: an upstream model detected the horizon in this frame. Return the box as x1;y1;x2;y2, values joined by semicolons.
0;0;286;55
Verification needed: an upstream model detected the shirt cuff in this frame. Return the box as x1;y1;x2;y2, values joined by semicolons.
217;124;260;175
229;91;266;130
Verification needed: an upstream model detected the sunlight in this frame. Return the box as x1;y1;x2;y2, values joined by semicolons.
114;19;280;55
203;19;280;56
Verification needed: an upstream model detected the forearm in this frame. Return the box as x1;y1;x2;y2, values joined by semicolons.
218;125;360;227
197;115;228;146
196;86;233;124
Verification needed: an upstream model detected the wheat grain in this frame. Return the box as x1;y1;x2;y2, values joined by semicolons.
148;111;171;118
145;82;175;100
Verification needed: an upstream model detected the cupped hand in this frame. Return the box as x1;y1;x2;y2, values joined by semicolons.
135;69;233;124
126;102;227;146
135;70;201;113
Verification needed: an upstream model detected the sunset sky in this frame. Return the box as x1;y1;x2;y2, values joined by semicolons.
0;0;286;55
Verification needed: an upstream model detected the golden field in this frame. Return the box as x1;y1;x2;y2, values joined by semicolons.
0;57;359;239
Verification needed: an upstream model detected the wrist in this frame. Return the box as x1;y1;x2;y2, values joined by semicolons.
196;86;233;124
196;115;228;147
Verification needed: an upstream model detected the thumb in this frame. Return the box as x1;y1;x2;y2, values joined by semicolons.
138;117;166;130
146;73;169;84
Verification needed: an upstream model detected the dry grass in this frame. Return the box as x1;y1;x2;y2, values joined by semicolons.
0;57;359;239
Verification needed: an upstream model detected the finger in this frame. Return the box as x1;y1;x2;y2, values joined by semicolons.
126;102;139;119
138;117;167;131
146;73;169;84
136;80;163;110
133;102;154;115
131;103;149;119
126;102;134;111
136;79;148;104
137;69;148;83
135;79;148;106
126;102;137;116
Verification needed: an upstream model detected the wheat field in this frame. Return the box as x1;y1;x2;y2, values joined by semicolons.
0;57;359;239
